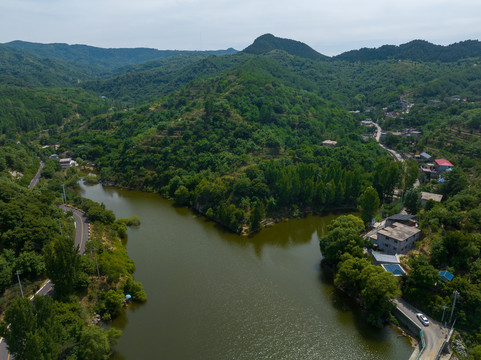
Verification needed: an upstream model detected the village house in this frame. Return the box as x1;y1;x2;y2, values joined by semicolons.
420;162;439;180
322;140;337;147
419;152;432;162
361;119;374;126
59;158;76;169
421;192;443;206
385;214;417;227
440;270;454;282
375;222;421;255
434;159;454;173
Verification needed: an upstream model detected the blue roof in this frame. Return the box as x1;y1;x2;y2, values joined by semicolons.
420;152;431;159
438;178;447;183
381;264;406;276
440;270;454;281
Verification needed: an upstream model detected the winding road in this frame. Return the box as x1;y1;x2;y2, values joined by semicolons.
28;160;44;190
0;201;88;360
373;121;448;359
395;299;448;360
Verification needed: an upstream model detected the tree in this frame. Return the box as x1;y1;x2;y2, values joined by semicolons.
98;290;124;320
373;158;402;202
360;265;401;326
358;186;380;224
335;255;371;295
0;296;62;359
442;167;468;197
403;159;419;190
320;215;366;266
404;188;422;215
0;297;36;359
0;254;13;293
44;235;80;300
78;325;121;360
406;255;440;288
174;185;190;206
249;201;265;232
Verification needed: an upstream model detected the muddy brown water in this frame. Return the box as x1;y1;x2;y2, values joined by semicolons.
79;182;413;360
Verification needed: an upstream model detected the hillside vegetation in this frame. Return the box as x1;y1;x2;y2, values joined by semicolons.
3;33;481;357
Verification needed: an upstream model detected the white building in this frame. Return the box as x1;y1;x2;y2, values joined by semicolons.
375;222;421;255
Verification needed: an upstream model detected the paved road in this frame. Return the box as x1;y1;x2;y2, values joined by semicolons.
395;299;448;360
373;122;404;161
28;160;44;190
61;205;89;255
0;340;7;360
374;123;446;359
373;122;420;190
0;205;88;360
1;159;46;360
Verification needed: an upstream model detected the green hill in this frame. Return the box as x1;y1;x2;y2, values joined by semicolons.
4;40;237;75
0;45;93;87
335;39;481;62
64;67;388;232
81;52;247;105
242;34;328;60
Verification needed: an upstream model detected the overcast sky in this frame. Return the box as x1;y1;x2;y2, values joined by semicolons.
1;0;481;56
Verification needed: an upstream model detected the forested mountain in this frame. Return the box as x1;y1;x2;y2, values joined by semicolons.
3;40;237;75
0;45;93;86
78;39;481;108
242;33;328;60
80;52;248;105
336;39;481;62
63;67;395;233
0;86;113;137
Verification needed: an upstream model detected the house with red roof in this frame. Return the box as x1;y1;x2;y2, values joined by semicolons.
434;159;453;173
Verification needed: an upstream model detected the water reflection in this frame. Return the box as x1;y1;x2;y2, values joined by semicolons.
79;182;412;360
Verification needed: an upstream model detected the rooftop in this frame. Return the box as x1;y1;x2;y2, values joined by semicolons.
440;270;454;282
387;214;416;222
435;159;454;167
372;251;400;264
420;152;431;159
381;264;406;276
421;192;443;203
378;222;420;242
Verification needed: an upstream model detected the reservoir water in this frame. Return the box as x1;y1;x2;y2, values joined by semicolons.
79;182;413;360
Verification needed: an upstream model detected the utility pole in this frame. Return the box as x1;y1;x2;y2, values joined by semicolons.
448;291;459;325
441;305;447;326
16;271;24;298
62;184;67;205
90;249;101;278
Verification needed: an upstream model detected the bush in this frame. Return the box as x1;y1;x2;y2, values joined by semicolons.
122;276;147;302
97;290;123;319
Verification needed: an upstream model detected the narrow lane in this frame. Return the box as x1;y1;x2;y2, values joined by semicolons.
28;160;44;190
375;122;447;358
394;299;447;360
0;205;88;360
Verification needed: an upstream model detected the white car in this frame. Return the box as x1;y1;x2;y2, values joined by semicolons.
416;313;429;326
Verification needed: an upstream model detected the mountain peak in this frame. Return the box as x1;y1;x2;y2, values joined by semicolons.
242;34;326;60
